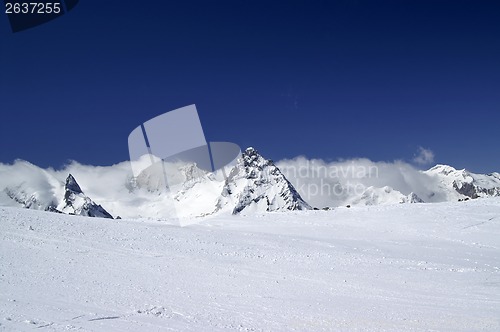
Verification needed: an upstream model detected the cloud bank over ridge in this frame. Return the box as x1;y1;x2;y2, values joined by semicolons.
276;156;447;207
1;152;497;216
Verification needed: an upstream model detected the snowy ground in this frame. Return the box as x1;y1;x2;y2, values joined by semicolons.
1;199;499;331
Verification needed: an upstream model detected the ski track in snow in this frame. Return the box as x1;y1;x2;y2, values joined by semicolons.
1;199;500;331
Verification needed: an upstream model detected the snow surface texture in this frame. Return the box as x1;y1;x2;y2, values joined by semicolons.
1;148;499;220
1;198;499;331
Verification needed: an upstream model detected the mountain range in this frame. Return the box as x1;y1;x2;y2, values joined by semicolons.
335;164;500;207
0;147;499;219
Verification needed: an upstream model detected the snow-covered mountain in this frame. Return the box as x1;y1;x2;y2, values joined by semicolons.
344;165;500;206
1;149;500;219
216;147;311;214
279;157;500;208
0;148;310;219
335;166;500;207
0;165;113;218
348;186;424;206
130;159;227;220
58;174;113;218
129;147;311;218
425;164;500;200
0;161;61;211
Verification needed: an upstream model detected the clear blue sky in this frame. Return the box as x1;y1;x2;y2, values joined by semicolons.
1;1;499;172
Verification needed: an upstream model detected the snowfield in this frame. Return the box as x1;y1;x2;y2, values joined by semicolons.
1;199;500;331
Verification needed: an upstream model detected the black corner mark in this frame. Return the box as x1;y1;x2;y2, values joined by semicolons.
4;0;79;33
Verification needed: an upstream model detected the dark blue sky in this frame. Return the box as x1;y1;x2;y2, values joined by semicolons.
1;1;499;172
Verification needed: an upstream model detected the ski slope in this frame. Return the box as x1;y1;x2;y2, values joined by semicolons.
1;199;500;331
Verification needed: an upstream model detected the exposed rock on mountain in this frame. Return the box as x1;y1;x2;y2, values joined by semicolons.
217;147;311;214
58;174;113;219
425;165;500;200
1;152;500;220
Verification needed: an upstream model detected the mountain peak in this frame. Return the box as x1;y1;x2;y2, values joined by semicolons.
65;174;83;194
244;147;256;154
425;164;500;200
427;164;463;176
242;147;260;160
428;164;455;171
217;148;311;214
61;174;113;219
241;147;273;170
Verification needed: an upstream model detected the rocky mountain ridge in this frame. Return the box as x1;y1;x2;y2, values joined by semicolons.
1;149;499;219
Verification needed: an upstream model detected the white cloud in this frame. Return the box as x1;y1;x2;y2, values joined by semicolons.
0;154;449;214
413;147;435;165
0;159;142;218
276;157;445;208
0;158;228;219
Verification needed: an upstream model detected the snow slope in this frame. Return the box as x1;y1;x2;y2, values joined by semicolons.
1;198;499;331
